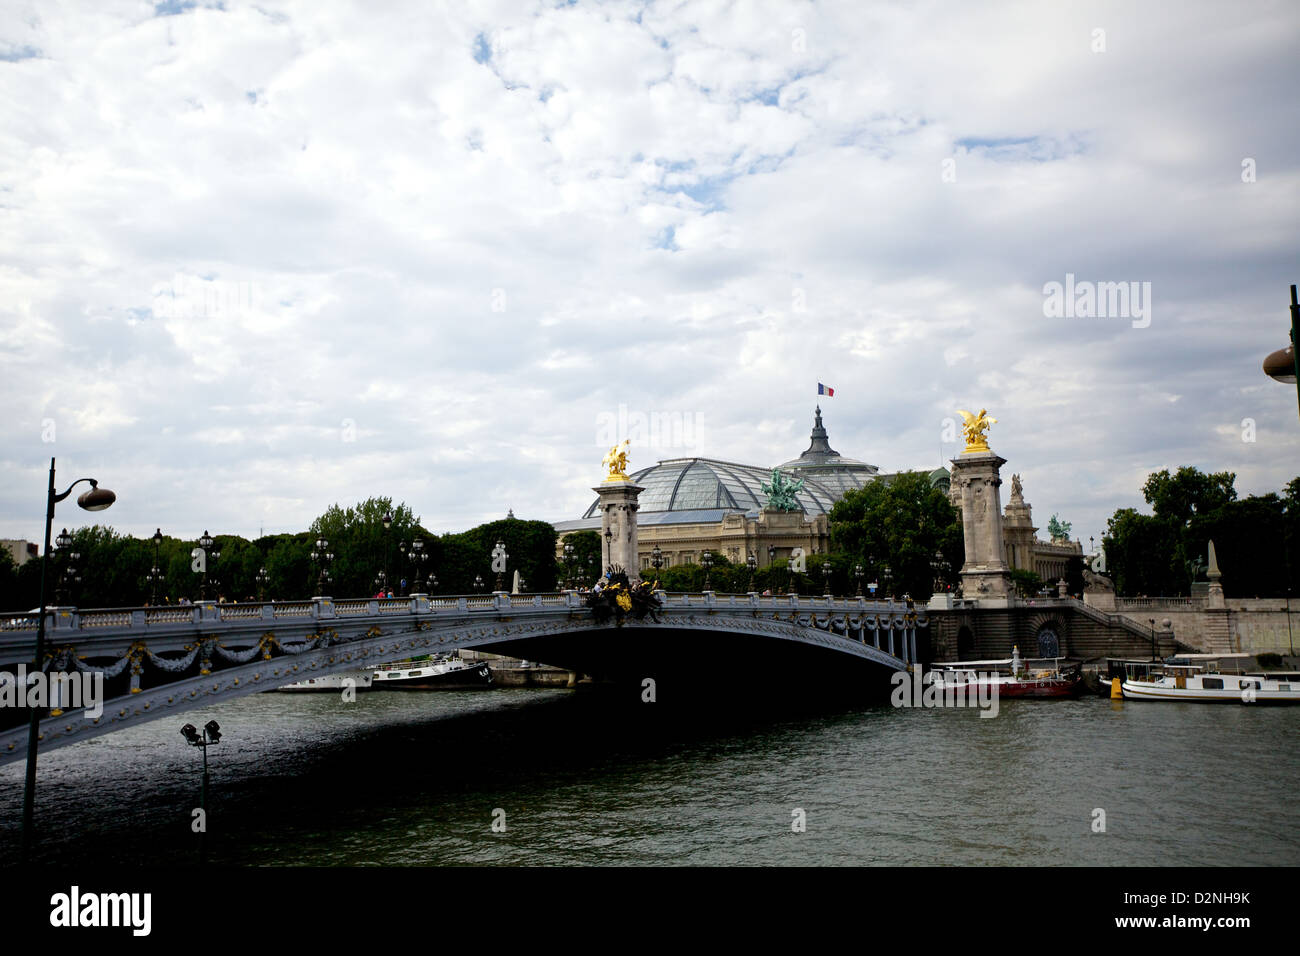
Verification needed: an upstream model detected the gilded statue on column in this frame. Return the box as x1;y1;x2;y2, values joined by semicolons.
602;439;631;482
956;409;997;453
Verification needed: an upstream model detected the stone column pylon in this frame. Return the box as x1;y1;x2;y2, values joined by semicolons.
950;449;1014;605
593;479;644;583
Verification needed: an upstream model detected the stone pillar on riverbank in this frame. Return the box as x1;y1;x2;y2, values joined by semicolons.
950;447;1014;606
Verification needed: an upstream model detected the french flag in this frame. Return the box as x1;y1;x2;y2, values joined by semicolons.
817;383;835;396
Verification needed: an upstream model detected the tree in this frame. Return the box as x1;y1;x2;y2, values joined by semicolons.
1142;467;1237;524
829;471;963;600
1104;468;1298;597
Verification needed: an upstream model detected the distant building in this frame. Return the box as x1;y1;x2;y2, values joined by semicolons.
997;474;1083;583
1;539;38;567
555;407;951;572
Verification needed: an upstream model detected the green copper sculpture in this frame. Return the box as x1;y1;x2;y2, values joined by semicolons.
762;468;805;512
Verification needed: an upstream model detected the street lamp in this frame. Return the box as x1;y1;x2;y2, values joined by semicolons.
255;567;269;602
311;537;333;596
196;530;220;601
767;543;776;568
651;544;663;573
147;528;165;605
821;560;833;596
563;542;576;589
426;571;438;594
604;527;613;571
53;528;80;606
746;551;757;592
181;719;222;864
1261;283;1300;420
406;536;427;594
21;458;115;862
382;509;393;593
701;550;713;591
882;564;894;600
374;570;388;596
854;563;864;597
474;574;485;593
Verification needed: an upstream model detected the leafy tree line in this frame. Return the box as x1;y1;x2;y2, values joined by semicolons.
1103;467;1300;597
0;497;560;610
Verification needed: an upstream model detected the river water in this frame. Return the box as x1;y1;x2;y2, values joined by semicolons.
2;686;1297;866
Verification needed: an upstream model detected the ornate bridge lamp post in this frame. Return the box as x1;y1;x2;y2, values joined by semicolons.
854;564;865;597
474;574;485;593
406;537;427;593
21;459;116;863
195;531;218;601
563;542;576;589
746;552;757;592
53;528;80;606
311;537;333;596
882;564;894;601
930;550;947;594
255;567;269;602
701;550;714;591
374;571;388;597
425;571;438;595
180;720;221;864
147;528;165;605
382;509;393;592
491;540;508;591
821;560;833;597
651;544;664;576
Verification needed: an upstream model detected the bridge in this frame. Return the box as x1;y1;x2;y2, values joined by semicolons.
0;591;925;766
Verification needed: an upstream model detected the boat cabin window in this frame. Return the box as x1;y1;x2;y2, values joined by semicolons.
1202;678;1223;690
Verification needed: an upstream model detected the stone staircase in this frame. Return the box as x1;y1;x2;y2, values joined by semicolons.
1198;610;1234;654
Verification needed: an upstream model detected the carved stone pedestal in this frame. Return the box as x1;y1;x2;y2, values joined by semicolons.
951;449;1014;606
593;479;644;583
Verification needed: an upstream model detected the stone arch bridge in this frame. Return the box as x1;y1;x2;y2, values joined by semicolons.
0;591;925;766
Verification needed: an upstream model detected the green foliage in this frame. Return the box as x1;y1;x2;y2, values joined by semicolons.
829;471;963;600
1104;468;1299;597
0;498;564;609
1010;567;1044;598
557;530;602;587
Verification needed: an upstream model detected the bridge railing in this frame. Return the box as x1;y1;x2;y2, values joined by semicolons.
0;589;920;648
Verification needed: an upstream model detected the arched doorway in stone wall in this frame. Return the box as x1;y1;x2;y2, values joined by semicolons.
1036;626;1060;657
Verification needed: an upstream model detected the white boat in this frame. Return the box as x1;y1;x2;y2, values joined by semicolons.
1118;653;1300;703
370;656;493;690
276;671;373;693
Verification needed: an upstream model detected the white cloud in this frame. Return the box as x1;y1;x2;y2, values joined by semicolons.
0;0;1296;561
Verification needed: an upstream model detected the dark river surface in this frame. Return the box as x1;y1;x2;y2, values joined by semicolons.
2;686;1297;866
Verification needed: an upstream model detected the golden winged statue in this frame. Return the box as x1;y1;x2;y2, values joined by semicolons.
956;408;997;453
602;439;631;481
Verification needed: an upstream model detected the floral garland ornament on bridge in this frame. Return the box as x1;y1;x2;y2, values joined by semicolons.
585;567;661;625
956;408;997;453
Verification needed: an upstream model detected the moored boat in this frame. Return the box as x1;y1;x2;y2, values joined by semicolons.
1117;653;1300;703
930;646;1084;699
370;656;493;690
276;671;373;693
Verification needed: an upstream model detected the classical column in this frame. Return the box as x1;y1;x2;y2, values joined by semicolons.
950;412;1014;605
593;479;643;583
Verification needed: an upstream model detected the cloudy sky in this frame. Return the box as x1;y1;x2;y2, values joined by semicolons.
2;0;1297;555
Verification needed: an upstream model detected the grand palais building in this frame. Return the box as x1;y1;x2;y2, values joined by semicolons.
554;407;1081;582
